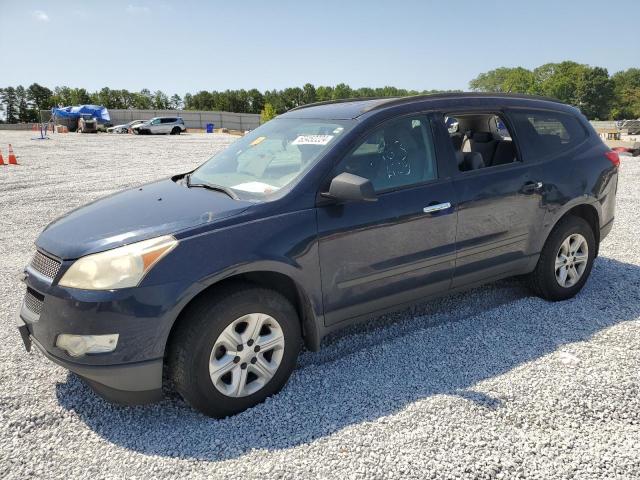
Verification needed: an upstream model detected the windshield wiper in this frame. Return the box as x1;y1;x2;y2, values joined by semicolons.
185;174;239;200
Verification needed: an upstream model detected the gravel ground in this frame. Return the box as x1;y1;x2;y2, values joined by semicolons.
1;130;639;479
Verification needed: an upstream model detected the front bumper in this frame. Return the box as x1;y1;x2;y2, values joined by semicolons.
18;315;162;404
16;262;189;405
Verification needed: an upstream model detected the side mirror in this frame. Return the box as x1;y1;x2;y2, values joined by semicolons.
322;172;377;203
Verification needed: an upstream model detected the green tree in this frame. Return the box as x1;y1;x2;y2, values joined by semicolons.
281;87;303;109
169;94;183;110
610;68;640;119
16;85;36;122
52;86;72;106
0;87;19;123
133;89;153;109
183;93;193;109
575;67;613;120
70;88;91;105
302;83;316;104
315;86;334;102
355;87;376;97
533;61;586;102
469;67;535;93
247;88;265;114
263;89;287;113
153;90;170;109
332;83;352;99
27;83;53;111
260;102;277;123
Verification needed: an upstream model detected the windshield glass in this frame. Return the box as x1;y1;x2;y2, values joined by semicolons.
189;118;354;200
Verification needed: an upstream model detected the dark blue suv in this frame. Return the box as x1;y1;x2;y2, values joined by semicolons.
18;94;619;417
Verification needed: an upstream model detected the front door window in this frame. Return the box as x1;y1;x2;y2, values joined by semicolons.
334;115;438;192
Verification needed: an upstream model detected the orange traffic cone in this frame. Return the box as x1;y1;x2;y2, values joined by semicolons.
8;144;18;165
0;149;4;166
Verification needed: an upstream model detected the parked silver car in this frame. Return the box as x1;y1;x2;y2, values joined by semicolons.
107;120;146;134
132;117;186;135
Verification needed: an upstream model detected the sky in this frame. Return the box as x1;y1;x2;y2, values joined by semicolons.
0;0;638;95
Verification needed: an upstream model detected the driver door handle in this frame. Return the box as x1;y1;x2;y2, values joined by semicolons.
423;202;452;214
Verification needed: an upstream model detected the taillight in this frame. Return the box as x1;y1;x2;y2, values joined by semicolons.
605;151;620;167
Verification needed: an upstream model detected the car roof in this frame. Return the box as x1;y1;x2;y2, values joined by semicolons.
280;92;577;120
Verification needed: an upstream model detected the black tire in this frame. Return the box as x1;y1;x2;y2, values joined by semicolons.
169;284;301;418
528;215;596;301
170;127;181;135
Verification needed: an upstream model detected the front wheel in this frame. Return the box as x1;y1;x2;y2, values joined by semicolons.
528;216;596;301
169;285;301;418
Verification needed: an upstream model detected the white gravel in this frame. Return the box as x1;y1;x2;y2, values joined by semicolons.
1;130;639;479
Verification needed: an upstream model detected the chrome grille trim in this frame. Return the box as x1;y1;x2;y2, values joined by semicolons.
24;289;44;316
30;251;62;280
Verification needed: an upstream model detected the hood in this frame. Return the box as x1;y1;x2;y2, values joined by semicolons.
37;178;253;259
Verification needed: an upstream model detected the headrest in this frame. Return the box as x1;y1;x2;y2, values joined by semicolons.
472;132;494;143
464;151;485;170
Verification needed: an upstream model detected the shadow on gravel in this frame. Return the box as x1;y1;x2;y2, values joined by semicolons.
55;257;640;461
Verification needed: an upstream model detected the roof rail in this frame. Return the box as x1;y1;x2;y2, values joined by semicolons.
287;97;393;112
287;92;564;114
360;92;564;113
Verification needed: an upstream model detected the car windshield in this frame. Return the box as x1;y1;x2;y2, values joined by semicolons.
189;118;354;200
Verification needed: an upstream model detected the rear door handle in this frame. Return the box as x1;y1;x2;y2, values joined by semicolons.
423;202;452;214
522;181;543;193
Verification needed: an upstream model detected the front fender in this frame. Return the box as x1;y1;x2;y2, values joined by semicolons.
144;209;323;355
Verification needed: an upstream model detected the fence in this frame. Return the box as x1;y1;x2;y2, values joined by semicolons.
34;109;261;131
107;109;261;131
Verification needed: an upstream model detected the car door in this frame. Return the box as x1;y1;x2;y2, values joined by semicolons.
317;113;457;326
148;118;161;133
160;118;174;133
437;111;546;288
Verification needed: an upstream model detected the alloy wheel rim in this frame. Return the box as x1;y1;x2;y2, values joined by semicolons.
209;313;285;398
555;233;589;288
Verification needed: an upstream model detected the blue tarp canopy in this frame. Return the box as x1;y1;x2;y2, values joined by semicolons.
51;105;110;123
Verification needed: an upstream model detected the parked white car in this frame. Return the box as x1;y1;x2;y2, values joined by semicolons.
132;117;186;135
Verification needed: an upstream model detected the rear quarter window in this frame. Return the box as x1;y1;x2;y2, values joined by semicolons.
509;110;588;159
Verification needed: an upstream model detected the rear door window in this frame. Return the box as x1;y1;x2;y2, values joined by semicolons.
509;110;587;159
443;113;520;171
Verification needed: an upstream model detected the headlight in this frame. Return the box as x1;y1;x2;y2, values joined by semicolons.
58;235;178;290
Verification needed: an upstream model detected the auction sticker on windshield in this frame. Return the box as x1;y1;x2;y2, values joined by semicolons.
291;135;334;146
232;181;279;194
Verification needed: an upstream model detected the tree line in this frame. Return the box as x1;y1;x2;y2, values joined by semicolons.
0;83;451;124
469;62;639;120
1;61;638;123
0;85;185;123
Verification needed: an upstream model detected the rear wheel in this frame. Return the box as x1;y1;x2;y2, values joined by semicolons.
170;127;181;135
528;216;596;301
169;285;301;418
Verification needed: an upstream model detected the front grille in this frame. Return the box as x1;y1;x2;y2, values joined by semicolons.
24;289;44;316
30;251;62;280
